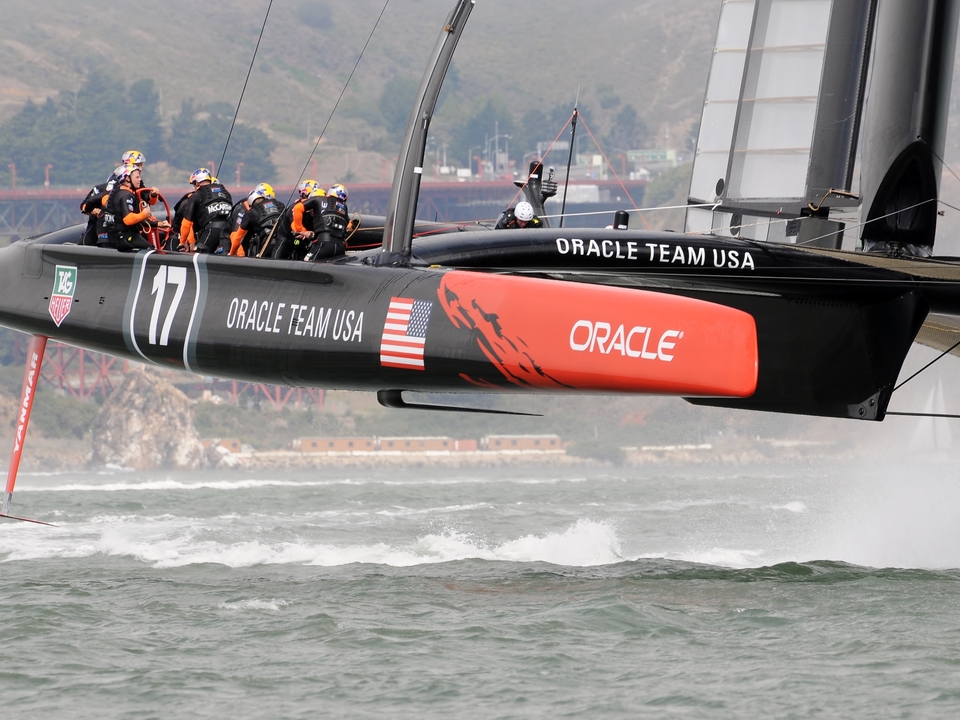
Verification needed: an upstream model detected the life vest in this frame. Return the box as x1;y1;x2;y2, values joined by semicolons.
321;198;348;237
103;186;142;245
193;183;234;233
249;199;284;253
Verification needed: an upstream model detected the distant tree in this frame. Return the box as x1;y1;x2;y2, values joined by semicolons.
597;83;621;110
603;104;647;152
296;0;334;29
512;108;549;160
0;73;162;186
378;77;419;138
166;100;276;181
450;98;515;168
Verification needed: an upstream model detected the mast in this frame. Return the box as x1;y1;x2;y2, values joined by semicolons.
376;0;475;266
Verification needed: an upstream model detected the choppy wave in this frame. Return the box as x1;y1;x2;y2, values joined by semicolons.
15;475;592;493
0;518;625;569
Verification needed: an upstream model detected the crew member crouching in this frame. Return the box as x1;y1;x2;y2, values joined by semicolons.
303;183;350;262
495;201;542;229
179;168;234;253
81;166;123;247
274;179;319;260
229;183;284;257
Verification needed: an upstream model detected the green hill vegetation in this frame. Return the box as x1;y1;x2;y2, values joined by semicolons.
0;0;719;187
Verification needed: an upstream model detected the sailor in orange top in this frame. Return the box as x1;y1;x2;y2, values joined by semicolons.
104;165;169;251
274;180;320;260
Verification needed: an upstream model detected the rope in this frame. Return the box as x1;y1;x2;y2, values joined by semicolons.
886;412;960;419
893;338;960;392
576;115;650;229
219;0;274;175
288;0;391;205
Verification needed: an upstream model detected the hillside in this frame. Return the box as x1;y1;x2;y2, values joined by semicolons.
0;0;719;185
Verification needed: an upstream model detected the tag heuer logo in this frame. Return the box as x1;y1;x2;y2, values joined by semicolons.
49;265;77;327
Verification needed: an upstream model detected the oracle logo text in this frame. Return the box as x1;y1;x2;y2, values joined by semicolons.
569;320;682;361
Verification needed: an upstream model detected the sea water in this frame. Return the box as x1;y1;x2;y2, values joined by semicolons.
2;459;960;718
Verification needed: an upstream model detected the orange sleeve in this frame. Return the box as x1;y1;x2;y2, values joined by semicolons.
123;209;151;226
181;218;196;249
292;203;307;233
229;228;247;257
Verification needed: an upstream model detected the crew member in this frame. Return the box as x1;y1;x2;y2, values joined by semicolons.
226;194;251;253
80;166;124;246
103;165;169;251
179;168;234;253
273;180;319;260
495;201;542;229
229;183;284;257
303;183;350;262
170;186;196;251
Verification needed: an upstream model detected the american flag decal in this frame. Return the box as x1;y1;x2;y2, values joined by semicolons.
380;298;433;369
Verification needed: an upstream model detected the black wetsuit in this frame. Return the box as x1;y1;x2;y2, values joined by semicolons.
182;182;234;253
303;194;348;262
235;198;284;257
80;181;113;246
495;208;543;230
104;184;153;252
171;190;194;251
272;199;313;260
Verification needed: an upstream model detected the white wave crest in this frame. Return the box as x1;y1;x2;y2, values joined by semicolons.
0;518;625;569
218;598;289;611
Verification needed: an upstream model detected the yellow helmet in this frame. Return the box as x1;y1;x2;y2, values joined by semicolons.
247;182;275;203
297;180;319;199
121;150;145;167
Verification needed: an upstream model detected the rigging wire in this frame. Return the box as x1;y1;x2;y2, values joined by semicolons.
689;198;939;246
503;112;576;209
575;114;651;230
289;0;391;204
795;198;938;247
218;0;274;176
886;411;960;419
893;338;960;392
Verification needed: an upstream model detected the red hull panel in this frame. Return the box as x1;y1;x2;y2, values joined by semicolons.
438;271;758;397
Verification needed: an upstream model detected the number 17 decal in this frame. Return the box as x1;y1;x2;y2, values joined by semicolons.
149;265;187;346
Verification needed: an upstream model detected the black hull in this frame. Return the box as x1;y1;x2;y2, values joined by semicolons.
2;223;955;421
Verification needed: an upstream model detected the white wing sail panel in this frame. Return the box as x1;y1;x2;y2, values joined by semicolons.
727;0;830;202
687;0;875;247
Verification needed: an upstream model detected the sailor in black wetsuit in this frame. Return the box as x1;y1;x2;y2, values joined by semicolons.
103;165;169;252
303;183;350;262
170;188;195;251
178;168;234;253
229;183;284;257
80;166;123;246
495;201;542;229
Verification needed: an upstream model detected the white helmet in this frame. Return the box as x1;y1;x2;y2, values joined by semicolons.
247;182;275;204
515;201;535;222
